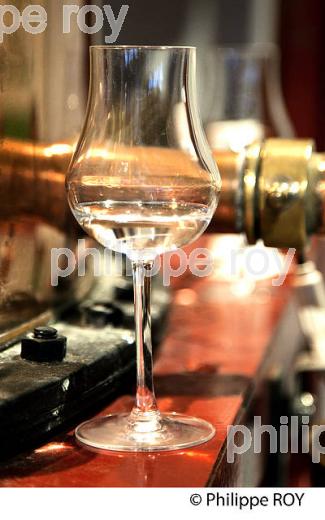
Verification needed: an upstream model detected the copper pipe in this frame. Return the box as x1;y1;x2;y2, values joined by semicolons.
211;150;243;233
0;140;242;234
0;139;73;231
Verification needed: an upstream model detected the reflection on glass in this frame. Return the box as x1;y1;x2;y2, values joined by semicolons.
204;44;294;153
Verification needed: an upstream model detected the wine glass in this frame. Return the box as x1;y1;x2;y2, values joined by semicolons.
203;44;294;152
66;45;221;452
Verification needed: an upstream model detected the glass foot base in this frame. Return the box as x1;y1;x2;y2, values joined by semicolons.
75;412;215;452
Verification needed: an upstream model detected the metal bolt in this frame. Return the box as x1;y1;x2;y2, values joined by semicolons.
34;326;58;340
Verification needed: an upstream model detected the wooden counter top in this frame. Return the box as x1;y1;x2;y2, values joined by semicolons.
0;236;296;487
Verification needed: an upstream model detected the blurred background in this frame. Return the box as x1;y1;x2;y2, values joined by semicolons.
2;0;325;146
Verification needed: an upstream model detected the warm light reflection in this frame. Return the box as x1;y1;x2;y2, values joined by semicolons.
318;160;325;173
35;442;72;454
245;172;256;189
206;119;264;153
38;171;66;184
83;148;136;162
175;288;197;306
80;176;122;187
300;392;314;408
43;144;74;157
183;450;213;460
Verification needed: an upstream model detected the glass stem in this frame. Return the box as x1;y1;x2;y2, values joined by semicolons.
128;260;161;434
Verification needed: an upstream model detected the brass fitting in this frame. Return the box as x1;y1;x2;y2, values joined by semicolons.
241;138;323;249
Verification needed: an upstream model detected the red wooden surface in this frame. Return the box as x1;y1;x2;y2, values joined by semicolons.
0;236;292;487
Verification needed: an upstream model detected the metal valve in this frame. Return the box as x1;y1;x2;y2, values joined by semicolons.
214;138;325;250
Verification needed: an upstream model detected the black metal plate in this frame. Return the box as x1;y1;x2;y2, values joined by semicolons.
0;281;170;459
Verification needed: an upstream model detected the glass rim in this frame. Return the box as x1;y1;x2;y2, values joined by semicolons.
208;42;278;57
90;45;196;51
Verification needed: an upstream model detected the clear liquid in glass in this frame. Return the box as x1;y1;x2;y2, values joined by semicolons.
73;200;212;261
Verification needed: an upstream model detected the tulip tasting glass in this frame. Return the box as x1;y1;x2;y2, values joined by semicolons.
66;46;221;452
